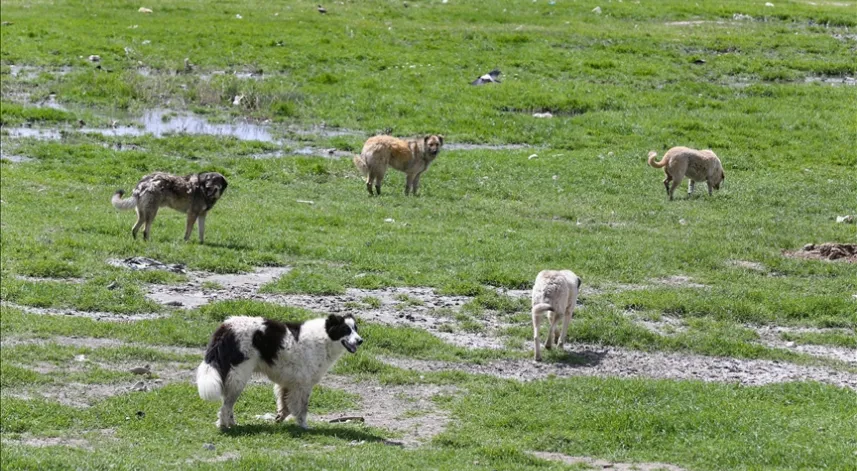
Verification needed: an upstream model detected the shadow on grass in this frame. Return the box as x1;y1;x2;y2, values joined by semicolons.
547;348;608;367
203;241;255;251
223;422;391;443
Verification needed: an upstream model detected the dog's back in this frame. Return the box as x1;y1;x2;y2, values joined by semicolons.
532;270;578;313
360;135;416;171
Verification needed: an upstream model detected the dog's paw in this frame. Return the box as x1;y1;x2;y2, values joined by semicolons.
534;355;542;362
275;412;289;423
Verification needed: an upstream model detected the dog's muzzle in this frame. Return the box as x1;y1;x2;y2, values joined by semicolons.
342;338;363;354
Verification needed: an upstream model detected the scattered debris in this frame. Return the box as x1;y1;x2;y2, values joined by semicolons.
109;257;187;273
203;443;216;451
528;154;538;160
232;95;244;106
679;218;687;225
131;381;147;392
296;199;315;205
733;13;753;21
138;7;153;14
471;69;501;85
74;355;87;362
235;14;242;19
317;4;327;14
384;218;395;223
592;6;602;14
787;243;857;262
106;281;119;290
836;215;854;224
765;2;774;7
129;365;151;375
329;416;365;423
532;112;553;118
693;59;707;64
532;452;687;471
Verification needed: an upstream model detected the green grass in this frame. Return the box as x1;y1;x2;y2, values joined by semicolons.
2;0;856;469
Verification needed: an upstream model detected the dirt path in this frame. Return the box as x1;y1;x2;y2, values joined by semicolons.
377;346;857;391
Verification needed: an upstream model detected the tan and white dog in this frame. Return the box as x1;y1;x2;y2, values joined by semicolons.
531;270;581;362
647;147;724;200
353;134;444;196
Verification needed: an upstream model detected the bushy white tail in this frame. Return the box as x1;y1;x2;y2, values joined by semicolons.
196;362;222;402
532;303;553;315
111;191;137;210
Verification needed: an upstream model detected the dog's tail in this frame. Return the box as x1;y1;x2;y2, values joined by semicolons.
353;154;369;177
532;303;553;316
647;151;668;168
196;362;223;402
111;190;137;210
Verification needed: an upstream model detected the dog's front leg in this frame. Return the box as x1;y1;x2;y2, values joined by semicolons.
688;181;695;195
706;180;713;196
412;173;423;196
405;174;415;196
184;212;198;242
197;212;206;244
287;388;311;429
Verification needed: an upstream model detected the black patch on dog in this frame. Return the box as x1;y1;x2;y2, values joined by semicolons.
204;324;246;384
252;318;288;366
325;314;353;341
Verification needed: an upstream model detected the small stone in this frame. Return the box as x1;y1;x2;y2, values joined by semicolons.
74;354;86;362
129;365;151;375
785;341;796;348
592;6;602;14
132;381;147;392
679;218;687;225
203;443;215;451
88;55;101;62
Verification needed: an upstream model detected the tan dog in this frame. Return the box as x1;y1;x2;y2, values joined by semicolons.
112;172;228;243
353;134;444;196
531;270;581;362
648;147;724;200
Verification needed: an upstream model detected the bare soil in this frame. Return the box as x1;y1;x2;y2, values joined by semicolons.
784;243;857;262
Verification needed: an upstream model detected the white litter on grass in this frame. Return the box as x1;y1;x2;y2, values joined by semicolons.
528;154;538;160
836;215;854;223
592;6;602;14
138;7;152;14
552;175;558;180
296;200;315;205
384;218;395;223
236;14;243;19
532;112;553;118
765;2;774;7
232;95;244;106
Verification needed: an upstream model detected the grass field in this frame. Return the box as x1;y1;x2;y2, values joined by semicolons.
1;0;856;470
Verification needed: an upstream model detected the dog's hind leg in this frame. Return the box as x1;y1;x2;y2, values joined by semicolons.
706;179;714;196
558;302;575;349
274;384;290;422
217;361;254;429
532;310;544;362
545;312;559;350
131;209;145;240
663;174;672;199
286;387;312;429
142;208;159;241
668;178;682;201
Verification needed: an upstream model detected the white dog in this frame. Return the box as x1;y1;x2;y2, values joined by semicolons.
531;270;581;362
196;314;362;429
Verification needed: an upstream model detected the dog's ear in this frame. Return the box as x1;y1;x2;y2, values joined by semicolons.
437;134;444;146
721;171;725;180
424;135;430;147
325;314;350;340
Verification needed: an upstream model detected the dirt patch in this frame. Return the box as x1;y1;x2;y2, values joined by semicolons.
651;275;708;289
754;326;856;365
318;375;456;447
727;259;766;271
784;243;857;262
377;346;857;391
2;302;164;321
664;20;728;26
1;436;93;451
108;256;188;273
146;266;291;309
804;76;857;86
532;451;687;471
264;288;508;350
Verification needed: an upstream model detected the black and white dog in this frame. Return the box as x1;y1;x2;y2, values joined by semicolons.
196;314;362;429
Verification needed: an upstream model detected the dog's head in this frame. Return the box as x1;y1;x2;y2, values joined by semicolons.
423;134;444;157
713;170;724;190
325;314;363;354
197;172;229;207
